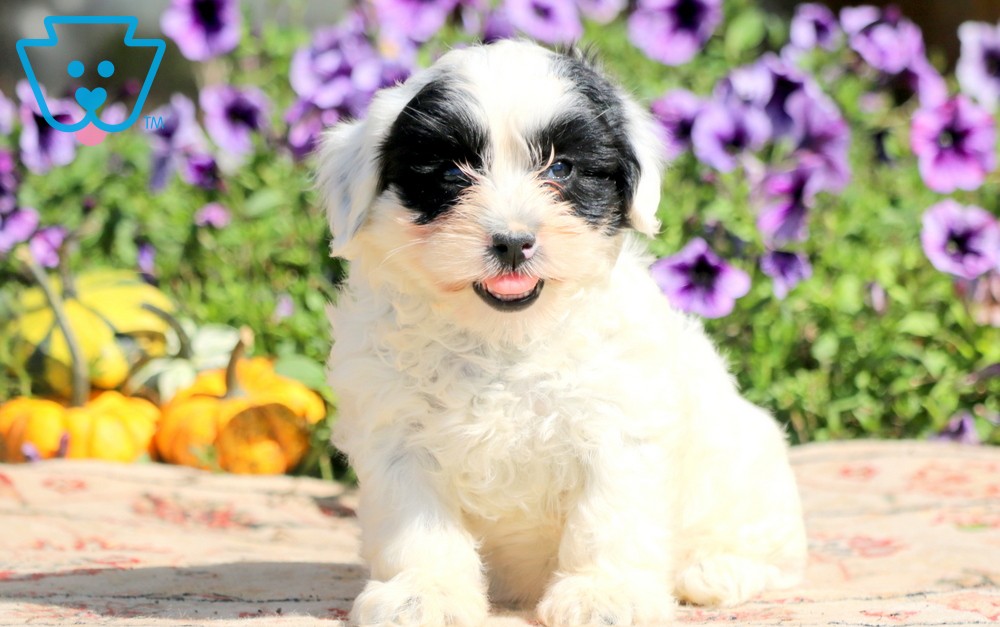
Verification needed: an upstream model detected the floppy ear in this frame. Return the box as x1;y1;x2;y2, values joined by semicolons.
318;119;381;258
623;99;664;238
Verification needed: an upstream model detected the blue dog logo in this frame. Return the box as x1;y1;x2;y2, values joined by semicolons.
16;16;165;145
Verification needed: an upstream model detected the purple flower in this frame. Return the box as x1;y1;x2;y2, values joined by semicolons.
285;99;340;161
576;0;626;24
957;21;1000;111
161;0;242;61
29;226;66;268
291;16;413;118
180;152;222;190
16;81;79;175
482;8;516;42
890;55;947;107
0;207;38;255
148;94;207;190
650;238;751;318
911;96;996;194
756;166;821;245
920;200;1000;281
933;412;980;445
956;270;1000;327
200;85;270;157
505;0;583;45
272;293;295;322
691;102;770;172
760;250;812;299
137;242;156;276
628;0;723;66
374;0;459;43
0;151;18;215
790;3;842;52
0;89;14;135
787;91;850;191
650;89;704;160
195;202;231;229
841;5;925;75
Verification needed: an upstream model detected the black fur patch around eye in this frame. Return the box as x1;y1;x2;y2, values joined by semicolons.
378;79;489;224
546;51;641;232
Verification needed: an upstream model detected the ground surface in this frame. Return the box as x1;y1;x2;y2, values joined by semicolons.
1;440;999;626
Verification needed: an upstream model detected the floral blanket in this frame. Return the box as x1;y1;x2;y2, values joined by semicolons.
1;440;999;626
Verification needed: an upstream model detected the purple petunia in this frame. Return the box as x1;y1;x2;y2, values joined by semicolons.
200;85;270;157
482;7;516;42
137;242;156;277
505;0;583;45
691;101;770;172
789;3;842;52
290;15;414;119
161;0;242;61
195;202;231;229
920;200;1000;281
650;89;704;160
181;152;222;190
29;225;66;268
628;0;723;66
957;21;1000;112
0;151;17;216
787;91;851;191
911;95;996;194
272;293;295;322
650;238;751;318
0;207;38;256
932;412;980;445
374;0;459;43
841;5;925;75
760;250;812;299
285;100;341;161
16;81;79;175
147;94;207;190
577;0;626;24
755;165;820;245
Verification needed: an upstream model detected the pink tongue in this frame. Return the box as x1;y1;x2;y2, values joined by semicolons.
483;273;539;296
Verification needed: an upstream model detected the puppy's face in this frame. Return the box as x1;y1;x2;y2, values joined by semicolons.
321;41;662;340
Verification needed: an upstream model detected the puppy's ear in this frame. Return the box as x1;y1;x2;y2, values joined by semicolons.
623;99;664;238
318;119;380;258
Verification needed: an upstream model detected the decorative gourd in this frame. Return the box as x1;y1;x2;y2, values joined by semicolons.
154;331;326;474
0;392;159;463
0;250;160;463
126;320;240;405
6;269;176;397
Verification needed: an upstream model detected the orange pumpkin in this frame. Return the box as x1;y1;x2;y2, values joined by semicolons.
0;392;159;463
154;346;326;474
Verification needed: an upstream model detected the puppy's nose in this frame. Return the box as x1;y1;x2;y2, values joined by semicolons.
491;232;536;270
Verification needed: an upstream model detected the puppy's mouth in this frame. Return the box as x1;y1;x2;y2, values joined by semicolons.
473;274;544;312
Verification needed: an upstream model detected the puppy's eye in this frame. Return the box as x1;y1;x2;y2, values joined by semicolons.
542;160;573;180
442;165;468;185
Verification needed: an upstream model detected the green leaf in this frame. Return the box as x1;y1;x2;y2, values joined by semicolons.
725;9;767;59
274;354;328;394
243;189;285;218
898;312;940;337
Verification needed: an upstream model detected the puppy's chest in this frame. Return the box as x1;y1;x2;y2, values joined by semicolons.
415;358;600;519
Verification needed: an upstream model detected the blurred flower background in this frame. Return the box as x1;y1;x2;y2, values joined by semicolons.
0;0;999;475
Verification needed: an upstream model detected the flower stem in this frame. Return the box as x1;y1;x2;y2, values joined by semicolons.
16;247;89;407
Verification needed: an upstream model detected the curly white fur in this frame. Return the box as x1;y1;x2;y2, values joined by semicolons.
322;40;806;627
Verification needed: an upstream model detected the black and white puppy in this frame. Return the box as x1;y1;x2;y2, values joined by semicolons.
321;40;806;627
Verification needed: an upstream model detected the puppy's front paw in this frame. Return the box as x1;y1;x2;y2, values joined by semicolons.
350;571;488;627
537;573;675;626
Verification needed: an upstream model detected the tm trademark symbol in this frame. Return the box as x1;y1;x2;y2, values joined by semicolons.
144;115;165;131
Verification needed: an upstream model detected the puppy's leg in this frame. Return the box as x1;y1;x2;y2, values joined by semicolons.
537;440;676;627
674;398;806;607
351;452;488;627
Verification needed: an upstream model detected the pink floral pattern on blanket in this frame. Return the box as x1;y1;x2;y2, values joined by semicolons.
1;441;999;626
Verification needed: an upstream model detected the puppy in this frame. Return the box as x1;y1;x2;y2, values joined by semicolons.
321;40;806;627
